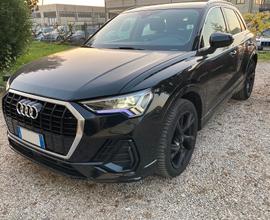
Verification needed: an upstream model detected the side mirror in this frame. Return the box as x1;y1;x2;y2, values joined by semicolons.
197;32;234;56
210;32;234;49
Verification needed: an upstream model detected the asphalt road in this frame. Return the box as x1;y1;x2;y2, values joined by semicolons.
0;62;269;220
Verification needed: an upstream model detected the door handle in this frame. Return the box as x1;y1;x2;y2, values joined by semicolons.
230;50;237;56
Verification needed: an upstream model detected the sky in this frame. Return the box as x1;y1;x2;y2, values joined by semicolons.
39;0;105;6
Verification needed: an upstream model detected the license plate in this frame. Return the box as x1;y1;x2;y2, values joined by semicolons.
17;127;45;149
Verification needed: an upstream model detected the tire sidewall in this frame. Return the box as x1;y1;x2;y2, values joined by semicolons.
158;99;198;177
245;59;256;98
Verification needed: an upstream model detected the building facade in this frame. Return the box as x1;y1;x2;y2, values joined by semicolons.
105;0;266;18
32;4;106;27
260;0;270;11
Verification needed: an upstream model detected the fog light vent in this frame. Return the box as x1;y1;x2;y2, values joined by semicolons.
93;139;139;172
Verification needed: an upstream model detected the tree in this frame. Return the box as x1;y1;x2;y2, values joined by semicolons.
0;0;32;71
243;12;270;35
25;0;39;11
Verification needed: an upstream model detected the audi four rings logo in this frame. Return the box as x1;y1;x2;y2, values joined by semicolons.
16;99;43;119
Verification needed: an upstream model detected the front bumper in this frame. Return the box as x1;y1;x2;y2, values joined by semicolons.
8;135;147;182
3;90;164;182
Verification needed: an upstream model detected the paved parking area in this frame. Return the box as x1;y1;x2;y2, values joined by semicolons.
0;62;269;220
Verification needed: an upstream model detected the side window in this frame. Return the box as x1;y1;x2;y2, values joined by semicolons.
201;7;227;48
235;11;246;31
223;8;242;35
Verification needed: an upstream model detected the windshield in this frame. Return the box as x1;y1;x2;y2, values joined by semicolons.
86;9;201;51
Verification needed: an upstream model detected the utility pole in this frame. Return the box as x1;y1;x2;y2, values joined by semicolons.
105;0;108;21
42;0;45;26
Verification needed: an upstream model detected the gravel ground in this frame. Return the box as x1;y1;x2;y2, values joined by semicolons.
0;62;270;220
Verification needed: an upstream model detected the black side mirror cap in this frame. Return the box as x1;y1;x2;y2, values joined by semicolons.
210;32;234;49
197;32;234;56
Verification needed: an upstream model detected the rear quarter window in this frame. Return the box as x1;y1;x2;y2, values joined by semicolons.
235;11;246;31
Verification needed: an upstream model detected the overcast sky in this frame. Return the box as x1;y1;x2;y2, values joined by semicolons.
39;0;105;6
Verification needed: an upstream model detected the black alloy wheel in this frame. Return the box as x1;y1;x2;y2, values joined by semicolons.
170;111;196;169
156;99;198;178
232;59;256;100
245;63;255;98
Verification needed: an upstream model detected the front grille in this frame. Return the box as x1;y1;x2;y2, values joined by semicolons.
261;41;270;47
2;92;78;155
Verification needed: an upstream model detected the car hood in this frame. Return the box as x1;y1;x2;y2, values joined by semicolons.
10;47;186;101
257;36;270;41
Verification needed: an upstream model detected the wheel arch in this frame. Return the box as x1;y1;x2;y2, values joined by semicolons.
246;51;258;74
252;53;258;65
163;85;205;131
181;91;203;130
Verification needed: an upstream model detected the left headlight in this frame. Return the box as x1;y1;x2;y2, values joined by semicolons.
82;90;153;118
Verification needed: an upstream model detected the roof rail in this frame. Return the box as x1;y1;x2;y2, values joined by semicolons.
207;0;234;6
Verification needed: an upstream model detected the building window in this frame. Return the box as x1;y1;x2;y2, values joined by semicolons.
78;12;93;18
43;11;56;18
59;11;76;18
236;0;245;4
33;12;41;18
99;12;106;18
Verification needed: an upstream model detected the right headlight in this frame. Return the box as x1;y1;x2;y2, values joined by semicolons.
81;90;153;118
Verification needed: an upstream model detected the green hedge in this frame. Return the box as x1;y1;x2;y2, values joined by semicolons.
0;0;31;71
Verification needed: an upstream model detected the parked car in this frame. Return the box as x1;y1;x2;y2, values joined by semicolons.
68;30;87;45
42;29;61;42
35;27;54;41
41;26;70;42
256;28;270;50
3;1;257;182
86;27;99;36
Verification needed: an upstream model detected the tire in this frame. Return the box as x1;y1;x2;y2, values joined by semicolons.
258;46;263;51
156;99;198;178
232;59;256;101
56;36;61;41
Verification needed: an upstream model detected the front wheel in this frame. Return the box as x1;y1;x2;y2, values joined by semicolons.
232;59;256;100
156;99;198;178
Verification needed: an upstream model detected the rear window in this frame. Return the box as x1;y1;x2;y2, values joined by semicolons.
262;29;270;37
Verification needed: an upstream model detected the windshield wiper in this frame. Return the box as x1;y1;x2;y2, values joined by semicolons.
117;47;145;50
81;45;145;50
81;44;92;48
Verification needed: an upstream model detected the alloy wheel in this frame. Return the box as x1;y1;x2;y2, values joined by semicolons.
170;111;196;169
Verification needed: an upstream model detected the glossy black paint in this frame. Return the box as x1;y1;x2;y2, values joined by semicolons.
209;32;234;48
4;1;257;182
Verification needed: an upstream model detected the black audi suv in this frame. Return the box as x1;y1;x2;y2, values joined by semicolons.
2;1;257;182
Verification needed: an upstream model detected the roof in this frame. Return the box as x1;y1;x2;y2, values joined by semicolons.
38;4;104;9
124;1;233;13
